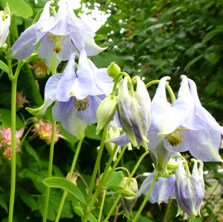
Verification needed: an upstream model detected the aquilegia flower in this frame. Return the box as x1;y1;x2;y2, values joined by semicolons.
113;76;151;149
11;0;104;72
137;172;176;204
138;158;204;217
175;159;204;216
0;128;24;160
151;75;223;162
27;50;113;139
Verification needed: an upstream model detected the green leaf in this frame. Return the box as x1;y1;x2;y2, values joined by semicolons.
85;124;101;140
18;188;38;211
43;177;86;205
23;142;41;166
0;0;33;19
202;25;223;43
0;60;9;74
105;171;125;190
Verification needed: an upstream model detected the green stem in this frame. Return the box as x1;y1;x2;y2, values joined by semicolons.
162;199;172;222
103;195;121;222
98;190;106;221
129;151;150;179
8;61;22;222
42;121;57;222
83;127;108;221
146;80;176;103
132;172;159;222
55;139;83;222
83;143;127;222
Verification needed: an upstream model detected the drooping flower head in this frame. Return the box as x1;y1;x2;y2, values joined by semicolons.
137;172;176;204
11;0;105;72
27;50;113;139
151;75;223;162
116;76;151;149
175;159;204;216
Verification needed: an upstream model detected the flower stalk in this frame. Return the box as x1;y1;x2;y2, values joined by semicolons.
8;61;23;222
42;120;57;222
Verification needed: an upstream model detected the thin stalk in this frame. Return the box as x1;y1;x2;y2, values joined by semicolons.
42;121;57;222
146;80;176;103
162;199;172;222
83;127;108;221
8;61;22;222
98;190;106;221
55;139;83;222
132;173;159;222
103;195;121;222
83;144;126;221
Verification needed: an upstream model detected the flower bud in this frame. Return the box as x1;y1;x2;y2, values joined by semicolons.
107;62;121;78
96;94;117;134
175;159;204;216
122;178;138;214
117;76;151;149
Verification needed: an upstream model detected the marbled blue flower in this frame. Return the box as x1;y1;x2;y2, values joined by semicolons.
30;50;113;139
11;0;104;72
152;75;223;162
137;172;176;204
112;76;151;149
175;159;204;216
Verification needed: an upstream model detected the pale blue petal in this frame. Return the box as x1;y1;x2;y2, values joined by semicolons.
61;108;87;139
77;96;100;124
11;25;38;59
53;98;74;121
152;76;193;135
110;133;130;146
184;79;223;134
44;73;63;101
150;175;176;204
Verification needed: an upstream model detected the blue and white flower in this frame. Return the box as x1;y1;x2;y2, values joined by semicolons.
11;0;104;72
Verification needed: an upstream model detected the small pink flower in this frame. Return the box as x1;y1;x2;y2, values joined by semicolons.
0;128;24;160
33;120;62;144
16;91;28;108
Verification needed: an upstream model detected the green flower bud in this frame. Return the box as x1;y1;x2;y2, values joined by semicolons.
107;62;121;78
96;94;118;134
122;178;138;214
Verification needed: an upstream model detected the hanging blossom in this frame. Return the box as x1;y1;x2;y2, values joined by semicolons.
0;128;24;160
137;159;204;217
11;0;105;72
27;50;113;139
32;119;62;144
151;75;223;162
111;76;151;150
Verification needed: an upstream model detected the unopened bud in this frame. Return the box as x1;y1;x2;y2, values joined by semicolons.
96;95;117;134
107;62;121;78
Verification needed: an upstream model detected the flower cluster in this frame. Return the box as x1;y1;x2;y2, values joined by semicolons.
32;119;62;144
133;75;223;217
0;128;24;160
11;0;114;140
